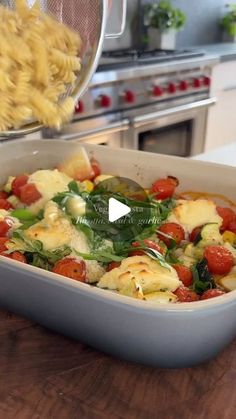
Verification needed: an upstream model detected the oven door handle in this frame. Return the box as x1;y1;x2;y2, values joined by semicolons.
132;97;217;129
58;119;130;141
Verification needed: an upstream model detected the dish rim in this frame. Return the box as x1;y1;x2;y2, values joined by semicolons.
1;256;235;313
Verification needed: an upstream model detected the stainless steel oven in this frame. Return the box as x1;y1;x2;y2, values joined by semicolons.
124;97;216;157
42;51;218;157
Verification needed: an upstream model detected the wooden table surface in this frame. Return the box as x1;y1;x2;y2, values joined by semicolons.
0;309;235;419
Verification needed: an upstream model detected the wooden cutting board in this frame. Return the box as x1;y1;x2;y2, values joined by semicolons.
0;309;235;419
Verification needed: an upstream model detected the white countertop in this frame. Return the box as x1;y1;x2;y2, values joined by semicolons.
193;142;236;167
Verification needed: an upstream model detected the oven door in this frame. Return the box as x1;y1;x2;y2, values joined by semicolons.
126;98;217;157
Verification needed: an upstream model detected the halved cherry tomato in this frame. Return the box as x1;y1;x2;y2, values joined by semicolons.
12;175;29;198
0;220;12;237
4;251;27;263
189;226;202;243
157;222;185;247
172;264;193;287
204;246;234;275
151;177;178;200
53;258;86;282
228;220;236;234
20;183;42;205
107;261;121;272
216;207;236;232
0;237;8;253
0;191;8;199
0;199;13;210
200;289;226;300
174;286;200;302
129;239;163;256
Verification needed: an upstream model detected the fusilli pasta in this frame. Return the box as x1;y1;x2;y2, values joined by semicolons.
0;0;82;131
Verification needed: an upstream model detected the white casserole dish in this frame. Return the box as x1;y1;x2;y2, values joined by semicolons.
0;139;236;368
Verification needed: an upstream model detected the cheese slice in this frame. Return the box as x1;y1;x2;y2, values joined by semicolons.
98;255;180;295
168;199;222;233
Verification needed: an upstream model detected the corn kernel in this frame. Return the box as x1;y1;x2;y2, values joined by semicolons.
80;180;94;193
222;231;236;246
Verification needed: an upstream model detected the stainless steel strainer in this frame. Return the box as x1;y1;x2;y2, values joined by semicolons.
0;0;127;138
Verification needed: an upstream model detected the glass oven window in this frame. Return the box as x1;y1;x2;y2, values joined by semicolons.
139;120;193;157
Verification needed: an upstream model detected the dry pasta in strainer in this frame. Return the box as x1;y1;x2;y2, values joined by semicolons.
0;0;82;131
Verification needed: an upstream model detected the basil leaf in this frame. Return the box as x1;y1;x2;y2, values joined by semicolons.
192;258;216;294
143;247;172;270
74;250;124;263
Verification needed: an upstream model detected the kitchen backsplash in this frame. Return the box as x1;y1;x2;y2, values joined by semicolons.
103;0;227;50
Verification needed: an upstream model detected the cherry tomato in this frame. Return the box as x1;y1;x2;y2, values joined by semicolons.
12;175;29;198
129;239;163;256
0;191;8;199
228;220;236;234
107;261;121;272
172;264;193;287
151;177;178;200
216;207;236;232
0;237;8;253
200;289;226;300
91;159;101;179
4;251;27;263
204;246;234;275
174;286;200;302
20;183;42;205
189;226;202;243
157;222;185;247
0;220;12;237
53;258;86;282
0;199;13;210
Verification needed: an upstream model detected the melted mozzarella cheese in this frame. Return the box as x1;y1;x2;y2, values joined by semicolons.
28;169;73;214
25;201;89;252
168;199;222;233
98;255;180;295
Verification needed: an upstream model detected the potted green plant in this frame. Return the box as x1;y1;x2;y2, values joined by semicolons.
144;1;186;50
220;4;236;42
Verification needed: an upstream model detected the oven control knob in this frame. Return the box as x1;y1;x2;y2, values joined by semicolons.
98;94;112;108
152;85;163;97
179;80;189;91
203;76;211;87
123;90;136;104
167;82;177;94
75;101;84;114
193;78;202;88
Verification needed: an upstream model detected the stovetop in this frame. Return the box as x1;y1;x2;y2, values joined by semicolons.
97;48;206;71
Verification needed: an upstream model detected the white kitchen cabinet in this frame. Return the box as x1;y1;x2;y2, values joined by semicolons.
205;60;236;151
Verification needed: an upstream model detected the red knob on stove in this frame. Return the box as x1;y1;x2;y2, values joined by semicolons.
203;76;211;87
99;94;112;108
193;78;202;88
124;90;136;104
179;80;189;91
152;85;163;97
75;101;84;114
167;82;177;94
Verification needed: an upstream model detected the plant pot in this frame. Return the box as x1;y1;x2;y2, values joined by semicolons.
148;27;176;50
222;30;236;43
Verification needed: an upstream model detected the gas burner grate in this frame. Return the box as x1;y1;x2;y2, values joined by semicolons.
102;48;205;61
